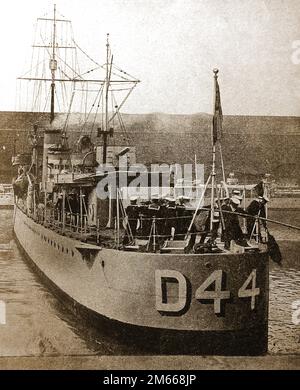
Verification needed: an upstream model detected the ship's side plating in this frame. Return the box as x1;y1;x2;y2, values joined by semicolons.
14;205;269;354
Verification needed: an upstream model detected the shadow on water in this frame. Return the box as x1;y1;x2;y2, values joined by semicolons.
0;209;300;356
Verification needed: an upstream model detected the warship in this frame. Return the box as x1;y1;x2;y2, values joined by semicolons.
12;5;270;355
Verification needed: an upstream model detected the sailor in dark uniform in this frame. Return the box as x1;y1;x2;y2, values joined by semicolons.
164;197;177;240
246;195;269;240
175;196;193;240
199;200;221;244
222;197;247;250
54;193;63;221
123;196;139;245
138;199;150;239
146;194;163;249
232;189;243;201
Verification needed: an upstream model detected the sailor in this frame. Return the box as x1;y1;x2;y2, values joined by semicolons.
148;194;160;215
222;197;247;250
199;201;220;244
137;199;149;239
176;195;193;240
246;195;269;240
55;193;63;220
144;194;160;236
37;202;45;222
164;196;177;239
232;189;243;202
220;196;230;207
123;196;139;245
143;194;165;249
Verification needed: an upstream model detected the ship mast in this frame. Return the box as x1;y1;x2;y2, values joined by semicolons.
98;33;114;164
105;33;110;137
17;7;140;159
50;4;57;123
210;69;218;232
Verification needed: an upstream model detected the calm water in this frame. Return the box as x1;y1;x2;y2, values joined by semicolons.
0;209;299;357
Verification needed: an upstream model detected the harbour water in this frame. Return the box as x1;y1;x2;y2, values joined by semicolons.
0;209;299;357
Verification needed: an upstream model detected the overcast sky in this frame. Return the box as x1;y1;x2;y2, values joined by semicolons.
1;0;300;116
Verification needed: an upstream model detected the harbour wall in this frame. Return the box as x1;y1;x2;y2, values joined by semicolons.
0;111;299;184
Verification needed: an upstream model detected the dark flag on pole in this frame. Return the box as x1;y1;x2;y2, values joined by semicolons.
212;69;223;144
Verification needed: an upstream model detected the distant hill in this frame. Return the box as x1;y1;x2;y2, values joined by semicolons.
0;111;299;184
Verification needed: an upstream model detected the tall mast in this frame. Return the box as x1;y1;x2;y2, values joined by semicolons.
99;33;113;164
210;69;219;232
50;4;57;123
102;33;110;163
105;33;110;134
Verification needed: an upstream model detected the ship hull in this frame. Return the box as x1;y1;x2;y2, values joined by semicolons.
13;206;269;355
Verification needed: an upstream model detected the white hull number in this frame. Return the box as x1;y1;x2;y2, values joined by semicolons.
155;269;260;314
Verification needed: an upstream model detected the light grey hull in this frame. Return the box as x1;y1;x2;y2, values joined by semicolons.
13;206;270;354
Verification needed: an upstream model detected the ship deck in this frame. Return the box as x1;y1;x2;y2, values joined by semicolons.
16;202;264;255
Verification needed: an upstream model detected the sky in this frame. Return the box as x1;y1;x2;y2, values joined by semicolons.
1;0;300;116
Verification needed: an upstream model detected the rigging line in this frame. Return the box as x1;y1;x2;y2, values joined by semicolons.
18;58;48;79
71;26;81;76
90;85;104;137
29;21;38;80
99;64;140;83
78;80;84;117
120;111;131;144
112;63;140;81
78;66;103;78
108;63;135;82
73;39;134;82
75;88;104;92
32;43;41;111
64;77;71;113
107;67;135;82
111;89;115;131
40;56;47;109
42;85;51;113
106;62;138;81
117;109;129;144
84;81;88;122
112;92;130;145
76;86;102;145
32;76;44;112
39;32;83;81
54;51;83;80
57;61;70;110
111;88;134;92
108;84;137;124
58;67;66;110
62;90;76;137
72;38;101;67
54;87;62;112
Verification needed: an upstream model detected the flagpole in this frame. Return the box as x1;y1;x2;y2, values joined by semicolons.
210;69;219;233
